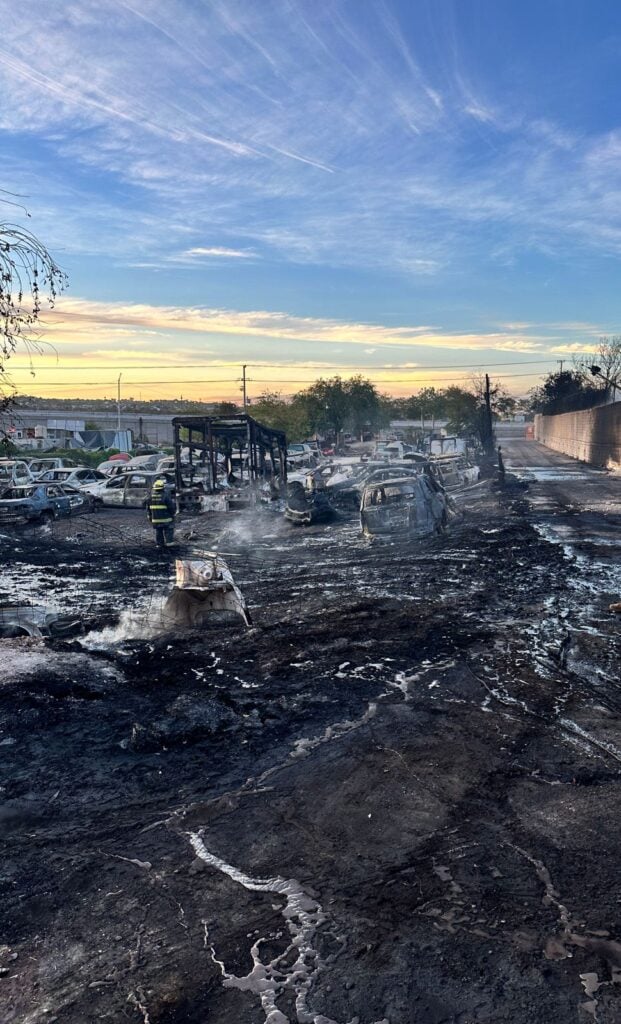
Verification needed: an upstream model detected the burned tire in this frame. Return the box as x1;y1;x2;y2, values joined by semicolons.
38;510;55;526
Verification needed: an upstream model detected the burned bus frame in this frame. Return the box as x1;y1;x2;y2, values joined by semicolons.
171;414;288;495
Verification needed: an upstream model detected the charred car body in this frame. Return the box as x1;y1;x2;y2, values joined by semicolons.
360;475;448;539
0;483;75;525
0;459;34;495
164;555;252;628
421;454;479;491
284;477;335;525
0;604;82;638
81;470;166;508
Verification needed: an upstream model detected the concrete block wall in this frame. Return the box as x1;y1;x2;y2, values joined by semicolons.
534;400;621;468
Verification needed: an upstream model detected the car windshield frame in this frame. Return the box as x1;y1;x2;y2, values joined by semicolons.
2;486;37;499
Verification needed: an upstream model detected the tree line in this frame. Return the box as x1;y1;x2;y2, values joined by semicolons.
528;337;621;416
243;375;517;444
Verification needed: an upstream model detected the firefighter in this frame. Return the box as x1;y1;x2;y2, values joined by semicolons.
147;477;176;548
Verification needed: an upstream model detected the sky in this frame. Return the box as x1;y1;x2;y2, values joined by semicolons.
2;0;621;402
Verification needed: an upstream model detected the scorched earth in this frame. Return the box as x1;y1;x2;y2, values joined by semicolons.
1;439;620;1024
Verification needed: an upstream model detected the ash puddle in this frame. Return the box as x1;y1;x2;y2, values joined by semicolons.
516;468;595;482
189;832;388;1024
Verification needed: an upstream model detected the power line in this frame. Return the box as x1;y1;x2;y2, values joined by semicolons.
10;372;546;387
5;357;564;372
8;370;548;392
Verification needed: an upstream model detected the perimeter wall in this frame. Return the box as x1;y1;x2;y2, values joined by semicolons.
534;400;621;468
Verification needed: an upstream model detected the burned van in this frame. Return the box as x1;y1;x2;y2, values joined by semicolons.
360;475;448;539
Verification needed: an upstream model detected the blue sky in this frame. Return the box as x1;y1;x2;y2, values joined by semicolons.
2;0;620;400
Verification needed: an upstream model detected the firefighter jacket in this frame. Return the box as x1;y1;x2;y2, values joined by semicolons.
148;489;175;525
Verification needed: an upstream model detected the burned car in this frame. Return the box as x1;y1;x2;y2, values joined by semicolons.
0;459;34;494
164;555;252;628
28;457;78;479
0;603;82;638
284;478;335;525
324;462;373;507
37;467;107;490
62;487;101;514
81;470;165;508
360;475;448;539
430;454;480;490
0;483;74;525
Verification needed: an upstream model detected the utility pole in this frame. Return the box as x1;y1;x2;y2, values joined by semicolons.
117;373;122;433
557;359;565;374
237;364;254;410
484;373;494;456
239;364;249;412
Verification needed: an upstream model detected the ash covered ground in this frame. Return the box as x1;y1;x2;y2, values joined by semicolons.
1;440;620;1024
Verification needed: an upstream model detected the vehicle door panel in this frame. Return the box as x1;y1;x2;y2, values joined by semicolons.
123;474;151;507
103;477;127;506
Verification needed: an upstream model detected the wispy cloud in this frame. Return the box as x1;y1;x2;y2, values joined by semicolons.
464;102;497;125
2;0;621;334
181;246;256;259
34;296;561;355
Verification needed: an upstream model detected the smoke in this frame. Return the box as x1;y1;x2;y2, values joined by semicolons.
81;594;171;647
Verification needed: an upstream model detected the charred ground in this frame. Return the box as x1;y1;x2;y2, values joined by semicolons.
1;440;620;1024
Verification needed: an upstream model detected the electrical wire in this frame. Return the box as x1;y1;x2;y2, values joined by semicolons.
7;372;552;392
6;357;567;373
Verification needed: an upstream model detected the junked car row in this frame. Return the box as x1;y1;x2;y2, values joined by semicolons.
0;481;98;526
0;452;174;525
284;450;479;538
0;442;479;539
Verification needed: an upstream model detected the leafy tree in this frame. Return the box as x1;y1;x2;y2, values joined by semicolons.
469;374;516;417
300;376;351;440
298;375;391;442
249;391;311;441
400;386;448;423
344;375;388;438
529;370;604;415
442;386;481;436
1;212;67;411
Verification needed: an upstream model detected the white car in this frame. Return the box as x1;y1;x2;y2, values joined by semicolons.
125;453;165;471
375;441;415;460
96;460;133;477
37;467;108;490
28;457;78;478
287;443;318;467
82;470;163;507
155;455;178;474
0;459;35;492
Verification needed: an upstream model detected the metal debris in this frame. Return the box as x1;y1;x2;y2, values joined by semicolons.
164;554;252;628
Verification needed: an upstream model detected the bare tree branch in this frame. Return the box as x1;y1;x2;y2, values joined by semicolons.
1;211;67;414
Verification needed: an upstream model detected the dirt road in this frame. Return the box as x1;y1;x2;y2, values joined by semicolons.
1;441;620;1023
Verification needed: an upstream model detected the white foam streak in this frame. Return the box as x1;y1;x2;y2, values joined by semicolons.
289;702;377;761
189;832;350;1024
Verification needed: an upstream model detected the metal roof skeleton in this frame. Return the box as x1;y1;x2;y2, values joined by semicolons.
171;413;288;496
